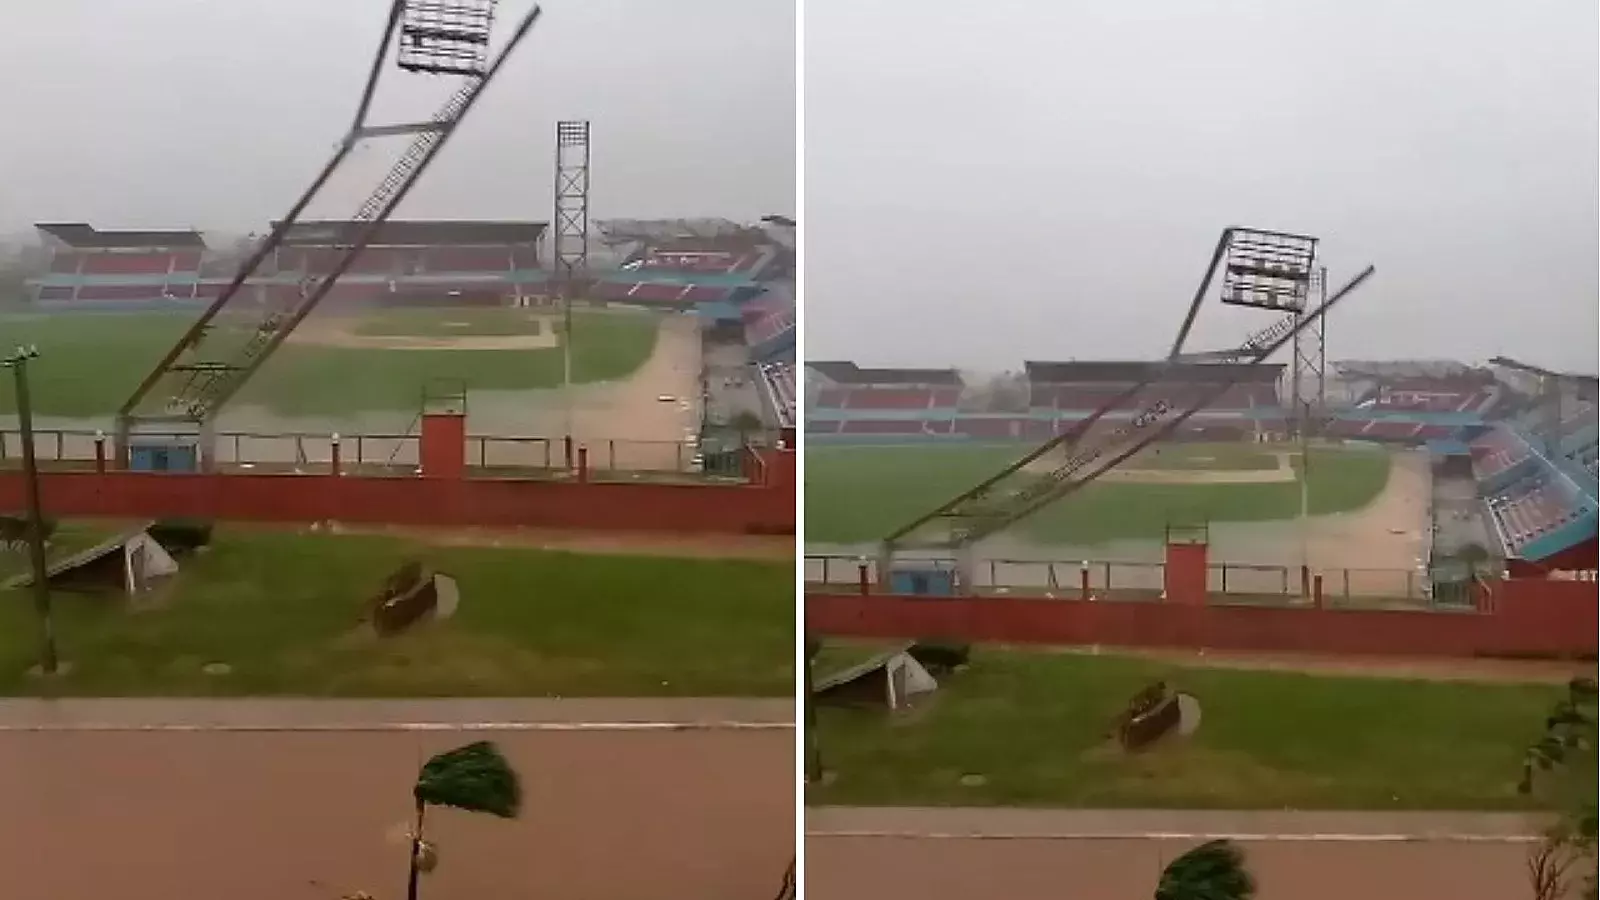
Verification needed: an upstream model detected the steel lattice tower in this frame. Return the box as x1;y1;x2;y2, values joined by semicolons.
113;0;544;469
1289;265;1329;441
878;227;1373;589
553;120;592;442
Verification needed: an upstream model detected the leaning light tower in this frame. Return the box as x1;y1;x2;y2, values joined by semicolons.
114;0;544;470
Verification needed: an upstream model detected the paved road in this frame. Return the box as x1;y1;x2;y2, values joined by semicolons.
807;807;1550;900
0;700;794;900
0;697;795;730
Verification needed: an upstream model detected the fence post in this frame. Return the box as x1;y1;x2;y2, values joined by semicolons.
857;561;871;596
1343;568;1351;600
610;439;617;472
564;435;574;470
988;559;997;589
1313;573;1324;609
1080;562;1091;601
1220;564;1228;592
577;445;589;484
330;433;342;477
93;431;107;473
0;431;7;459
1300;565;1310;598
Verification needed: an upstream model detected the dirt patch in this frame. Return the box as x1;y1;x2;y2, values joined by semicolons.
1053;645;1587;685
289;314;558;351
1023;448;1295;484
470;313;704;471
324;523;793;562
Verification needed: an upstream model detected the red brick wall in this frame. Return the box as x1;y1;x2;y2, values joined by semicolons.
806;577;1597;659
0;462;795;535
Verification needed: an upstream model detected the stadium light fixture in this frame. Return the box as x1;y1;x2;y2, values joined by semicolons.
1219;227;1318;313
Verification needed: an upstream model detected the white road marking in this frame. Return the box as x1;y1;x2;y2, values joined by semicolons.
806;829;1541;844
0;720;795;734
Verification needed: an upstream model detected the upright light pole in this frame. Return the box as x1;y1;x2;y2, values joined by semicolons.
5;345;57;675
553;120;592;449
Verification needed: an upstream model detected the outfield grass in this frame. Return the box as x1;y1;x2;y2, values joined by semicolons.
0;527;791;697
804;443;1391;545
0;309;658;418
353;307;548;338
809;645;1564;810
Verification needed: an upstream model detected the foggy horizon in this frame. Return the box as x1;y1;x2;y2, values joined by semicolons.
0;0;794;235
805;0;1599;374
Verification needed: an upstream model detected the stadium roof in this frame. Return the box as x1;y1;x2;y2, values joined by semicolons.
807;361;962;386
1025;360;1285;384
35;222;206;249
272;220;546;247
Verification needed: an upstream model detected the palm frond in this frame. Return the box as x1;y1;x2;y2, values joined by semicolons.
1154;839;1256;900
413;740;522;819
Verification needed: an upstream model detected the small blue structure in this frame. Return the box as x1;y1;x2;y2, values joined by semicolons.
127;437;199;473
889;564;958;596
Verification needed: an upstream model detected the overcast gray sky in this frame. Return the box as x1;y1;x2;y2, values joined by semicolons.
805;0;1599;374
0;0;793;234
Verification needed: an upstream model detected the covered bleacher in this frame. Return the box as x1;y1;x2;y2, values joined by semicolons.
31;223;209;307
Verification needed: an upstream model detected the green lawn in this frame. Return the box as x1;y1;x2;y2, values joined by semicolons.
809;645;1566;810
0;309;658;418
804;443;1391;545
0;527;791;697
353;307;548;338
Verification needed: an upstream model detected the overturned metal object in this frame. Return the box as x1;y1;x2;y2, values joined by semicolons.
364;559;461;636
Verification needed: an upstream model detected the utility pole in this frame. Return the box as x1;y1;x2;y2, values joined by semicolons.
804;636;821;783
5;346;57;675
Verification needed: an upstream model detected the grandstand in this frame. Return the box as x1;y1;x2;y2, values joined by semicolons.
30;223;208;308
744;292;795;365
26;219;547;310
1025;361;1284;441
590;220;781;311
805;362;964;438
805;360;1284;443
1323;368;1504;441
756;361;797;431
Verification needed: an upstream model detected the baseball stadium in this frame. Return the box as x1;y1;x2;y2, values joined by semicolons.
0;4;796;899
803;229;1597;900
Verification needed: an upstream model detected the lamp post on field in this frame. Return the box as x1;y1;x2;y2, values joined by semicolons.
4;345;57;675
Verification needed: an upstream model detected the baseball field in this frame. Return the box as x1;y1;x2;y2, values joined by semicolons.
805;440;1392;545
0;307;660;418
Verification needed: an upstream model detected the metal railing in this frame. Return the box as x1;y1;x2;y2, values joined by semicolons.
0;428;739;482
804;553;1457;607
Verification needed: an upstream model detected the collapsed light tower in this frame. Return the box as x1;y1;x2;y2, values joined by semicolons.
113;0;543;470
878;226;1373;589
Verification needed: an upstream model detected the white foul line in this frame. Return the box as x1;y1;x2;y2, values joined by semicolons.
806;829;1541;845
0;720;795;734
